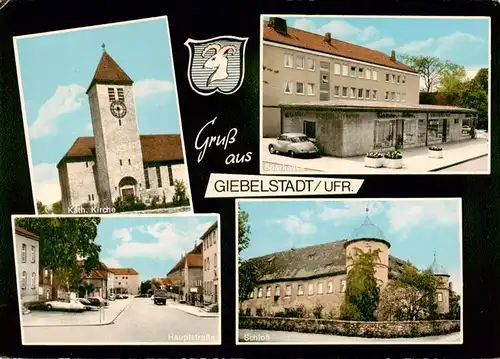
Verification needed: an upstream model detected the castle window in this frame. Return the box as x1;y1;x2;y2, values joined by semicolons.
327;280;333;293
168;165;174;186
285;285;292;297
308;283;314;296
437;293;443;302
297;284;304;296
108;88;116;101
257;287;263;298
119;159;123;166
156;167;162;188
117;88;124;102
341;279;347;293
275;285;281;297
128;159;131;165
144;168;150;189
317;282;323;294
266;286;271;297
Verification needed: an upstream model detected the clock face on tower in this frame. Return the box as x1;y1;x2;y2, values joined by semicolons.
110;100;127;118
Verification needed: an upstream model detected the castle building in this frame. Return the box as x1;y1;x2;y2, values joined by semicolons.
429;252;451;314
262;17;477;157
240;211;451;317
57;46;189;212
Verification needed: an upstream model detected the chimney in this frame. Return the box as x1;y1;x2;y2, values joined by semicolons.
324;32;332;44
194;240;197;249
390;50;396;62
269;17;288;35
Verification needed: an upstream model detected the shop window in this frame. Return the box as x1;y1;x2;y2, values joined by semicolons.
427;119;442;142
374;120;395;149
403;119;417;145
303;121;316;139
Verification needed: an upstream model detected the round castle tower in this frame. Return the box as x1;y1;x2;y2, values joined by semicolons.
429;252;450;314
344;208;391;289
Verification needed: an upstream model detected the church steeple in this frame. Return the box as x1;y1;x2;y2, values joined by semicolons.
86;46;134;93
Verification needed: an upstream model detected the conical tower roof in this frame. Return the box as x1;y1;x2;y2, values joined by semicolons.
350;208;385;240
86;44;133;93
429;252;449;276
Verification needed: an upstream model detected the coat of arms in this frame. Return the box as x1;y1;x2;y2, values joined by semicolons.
184;36;248;96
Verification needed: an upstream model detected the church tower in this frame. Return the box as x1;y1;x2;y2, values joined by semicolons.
86;44;146;208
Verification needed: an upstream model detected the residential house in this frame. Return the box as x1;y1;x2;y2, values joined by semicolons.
81;261;109;298
262;17;477;157
167;243;203;304
108;268;140;295
14;226;39;304
201;221;219;305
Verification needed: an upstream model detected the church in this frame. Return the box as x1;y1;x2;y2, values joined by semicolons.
57;46;189;212
240;211;453;318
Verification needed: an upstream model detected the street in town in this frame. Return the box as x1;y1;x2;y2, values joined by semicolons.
22;298;219;344
261;137;489;174
238;329;461;344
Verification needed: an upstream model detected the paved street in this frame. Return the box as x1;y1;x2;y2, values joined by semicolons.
261;137;489;174
238;329;462;344
438;155;489;172
22;298;219;344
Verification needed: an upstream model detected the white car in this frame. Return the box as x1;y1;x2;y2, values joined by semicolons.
268;133;319;158
45;299;86;312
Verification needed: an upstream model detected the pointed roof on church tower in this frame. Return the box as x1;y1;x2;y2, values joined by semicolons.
86;44;134;93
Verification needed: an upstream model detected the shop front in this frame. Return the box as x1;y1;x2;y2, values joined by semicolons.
280;104;477;158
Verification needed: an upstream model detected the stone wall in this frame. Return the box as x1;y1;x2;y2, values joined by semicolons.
239;316;460;338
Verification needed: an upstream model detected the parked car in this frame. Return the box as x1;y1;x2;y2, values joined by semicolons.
109;294;116;301
122;295;129;299
88;296;108;307
268;133;319;158
153;289;168;305
78;298;98;311
116;294;123;299
45;299;86;312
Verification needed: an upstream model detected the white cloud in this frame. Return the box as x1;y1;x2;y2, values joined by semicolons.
29;84;86;139
364;37;396;50
299;209;314;221
102;258;121;268
397;31;484;58
271;215;317;236
32;163;61;206
134;79;173;98
318;201;384;222
112;228;133;242
386;200;459;235
112;219;213;260
291;18;316;33
448;267;463;296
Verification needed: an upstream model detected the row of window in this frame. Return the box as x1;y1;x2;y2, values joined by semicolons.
204;253;217;271
20;271;36;290
144;166;175;189
250;279;347;299
203;229;217;250
108;87;125;102
283;53;409;85
21;244;35;263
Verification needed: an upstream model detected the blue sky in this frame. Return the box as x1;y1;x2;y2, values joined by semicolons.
264;16;489;79
239;199;462;294
15;17;182;205
95;215;217;281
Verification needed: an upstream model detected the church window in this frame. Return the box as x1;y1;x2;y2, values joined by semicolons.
156;166;162;188
119;159;123;166
128;159;131;165
168;165;174;186
108;88;116;101
117;88;125;102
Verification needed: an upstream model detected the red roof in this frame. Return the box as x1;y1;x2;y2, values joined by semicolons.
87;50;133;92
15;226;39;241
153;277;173;286
263;20;417;73
57;135;184;167
167;252;203;275
108;268;139;275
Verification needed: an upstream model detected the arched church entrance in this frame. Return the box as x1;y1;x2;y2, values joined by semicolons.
118;176;138;203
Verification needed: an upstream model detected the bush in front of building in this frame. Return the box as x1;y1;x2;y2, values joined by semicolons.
273;304;308;318
312;304;324;319
114;196;147;212
172;180;190;207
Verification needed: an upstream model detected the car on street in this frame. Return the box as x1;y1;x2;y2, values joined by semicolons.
78;298;98;311
153;289;168;305
44;299;86;312
87;296;108;307
268;133;319;158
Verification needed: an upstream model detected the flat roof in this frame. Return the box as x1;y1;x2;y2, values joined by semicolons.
280;100;477;113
